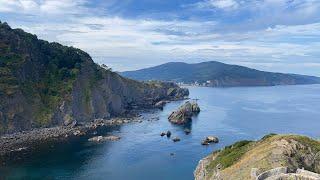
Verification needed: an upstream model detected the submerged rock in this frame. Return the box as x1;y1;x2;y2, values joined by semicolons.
168;101;200;124
172;137;181;142
160;132;166;136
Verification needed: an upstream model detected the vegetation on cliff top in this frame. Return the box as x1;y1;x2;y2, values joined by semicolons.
0;21;103;127
200;134;320;179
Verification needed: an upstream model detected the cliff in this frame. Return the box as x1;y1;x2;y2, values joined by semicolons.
194;134;320;180
0;22;188;135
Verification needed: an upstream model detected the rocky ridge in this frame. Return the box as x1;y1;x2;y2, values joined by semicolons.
0;21;188;135
194;134;320;180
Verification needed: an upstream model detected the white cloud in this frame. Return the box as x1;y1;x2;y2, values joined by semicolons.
0;0;88;14
0;0;23;12
197;0;239;10
1;0;320;76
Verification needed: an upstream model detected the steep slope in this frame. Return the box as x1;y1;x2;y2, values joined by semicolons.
194;134;320;180
121;61;320;87
0;22;188;135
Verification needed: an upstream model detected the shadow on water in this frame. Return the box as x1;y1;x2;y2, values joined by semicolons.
0;125;122;179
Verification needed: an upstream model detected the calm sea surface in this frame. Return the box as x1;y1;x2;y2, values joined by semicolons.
1;85;320;180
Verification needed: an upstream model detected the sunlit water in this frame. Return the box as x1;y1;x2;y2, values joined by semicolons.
1;85;320;180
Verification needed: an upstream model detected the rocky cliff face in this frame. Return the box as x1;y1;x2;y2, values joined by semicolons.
194;134;320;180
0;22;188;135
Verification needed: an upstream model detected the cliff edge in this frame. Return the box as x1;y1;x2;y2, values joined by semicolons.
194;134;320;180
0;21;188;135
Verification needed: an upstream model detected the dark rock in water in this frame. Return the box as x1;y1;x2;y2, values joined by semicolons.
160;132;166;136
201;136;219;145
201;140;210;146
166;131;172;138
172;137;181;142
184;128;191;135
170;153;175;156
168;101;200;124
206;136;219;143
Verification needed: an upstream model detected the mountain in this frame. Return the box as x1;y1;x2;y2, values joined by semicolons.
0;22;188;135
121;61;320;87
194;134;320;180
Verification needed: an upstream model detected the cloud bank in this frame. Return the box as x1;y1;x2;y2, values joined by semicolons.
1;0;320;76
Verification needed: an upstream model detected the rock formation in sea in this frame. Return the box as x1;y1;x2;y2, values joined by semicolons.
168;101;200;124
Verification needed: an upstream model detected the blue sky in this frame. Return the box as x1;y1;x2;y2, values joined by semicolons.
1;0;320;76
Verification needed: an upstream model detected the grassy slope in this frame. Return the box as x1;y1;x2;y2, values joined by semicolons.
204;134;320;179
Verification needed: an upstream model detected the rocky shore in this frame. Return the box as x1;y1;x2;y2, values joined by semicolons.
0;116;143;159
0;83;189;162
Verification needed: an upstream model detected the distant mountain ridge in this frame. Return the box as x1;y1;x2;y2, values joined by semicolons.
121;61;320;87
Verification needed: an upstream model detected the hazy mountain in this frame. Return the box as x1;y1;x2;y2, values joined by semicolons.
121;61;320;87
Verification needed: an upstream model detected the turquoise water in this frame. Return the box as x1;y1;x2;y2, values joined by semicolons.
1;85;320;180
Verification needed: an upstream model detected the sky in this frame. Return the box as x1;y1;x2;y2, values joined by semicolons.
1;0;320;76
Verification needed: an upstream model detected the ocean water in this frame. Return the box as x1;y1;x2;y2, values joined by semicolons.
1;85;320;180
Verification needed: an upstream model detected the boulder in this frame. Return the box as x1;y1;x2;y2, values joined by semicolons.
206;136;219;143
184;128;191;135
166;131;172;138
173;137;181;142
168;101;200;124
73;130;86;136
70;120;78;128
201;140;210;146
201;136;219;145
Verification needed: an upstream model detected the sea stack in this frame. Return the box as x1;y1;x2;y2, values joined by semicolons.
168;101;200;124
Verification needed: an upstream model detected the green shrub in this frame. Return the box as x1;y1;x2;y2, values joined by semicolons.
207;140;253;171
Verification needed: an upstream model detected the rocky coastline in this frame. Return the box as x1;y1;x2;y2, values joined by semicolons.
0;115;143;160
0;88;189;161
